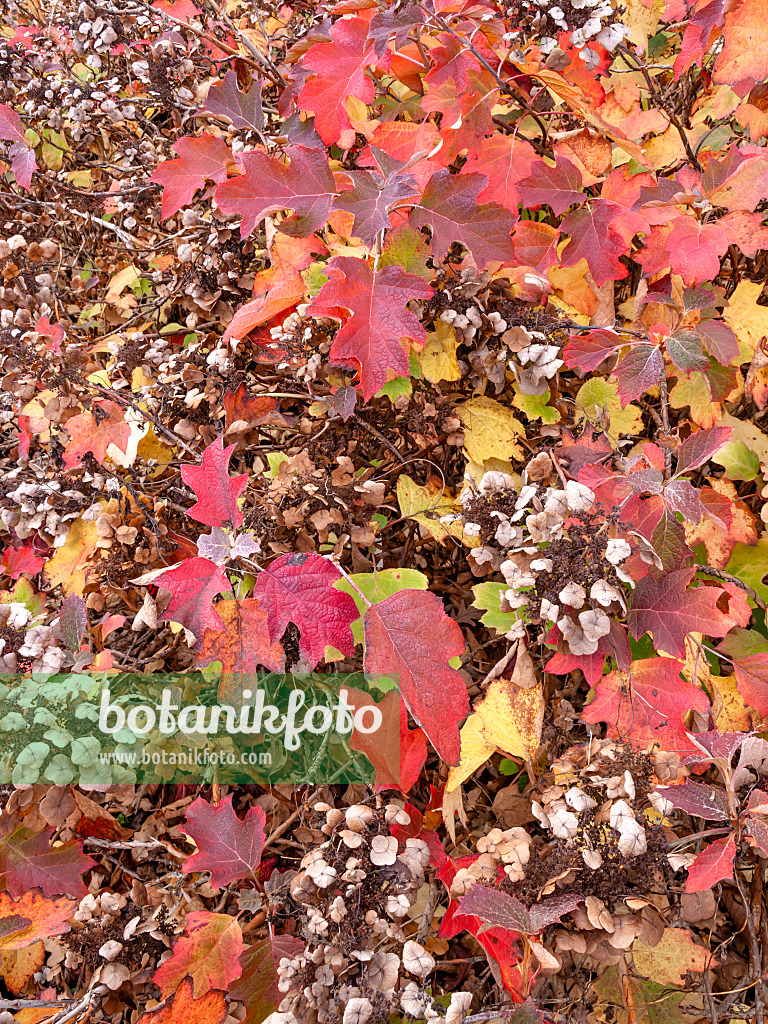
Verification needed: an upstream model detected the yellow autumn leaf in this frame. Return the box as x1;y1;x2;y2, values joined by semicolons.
723;280;768;361
621;0;663;50
720;411;768;465
105;264;141;308
44;517;100;597
446;714;496;793
631;927;712;985
458;396;525;464
420;321;461;383
575;378;643;444
396;475;478;546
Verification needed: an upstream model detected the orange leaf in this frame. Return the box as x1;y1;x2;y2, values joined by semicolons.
0;890;75;951
153;912;244;998
136;975;227;1024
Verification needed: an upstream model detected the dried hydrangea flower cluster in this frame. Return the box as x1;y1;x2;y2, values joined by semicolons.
456;459;632;655
458;742;670;973
502;0;631;64
265;801;473;1024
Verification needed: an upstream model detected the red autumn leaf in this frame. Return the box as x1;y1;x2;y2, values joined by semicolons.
181;436;248;529
367;3;423;58
704;146;768;213
718;628;768;716
230;935;304;1024
510;220;560;270
562;330;622;373
0;890;75;951
180;794;267;888
545;621;631;687
154;557;230;641
0;104;36;190
196;598;286;700
153;911;244;998
560;199;648;286
462;134;535;209
332;166;419;246
666;329;709;373
614;345;665;406
307;255;433;400
360;120;444;191
409;169;517;268
1;545;45;579
675;425;732;475
580;656;711;754
627;567;735;658
151;133;232;220
202;69;263;130
363;589;468;765
297;16;384;146
136;975;227;1024
695;318;740;365
0;103;28;146
685;834;736;893
346;687;428;793
222;232;327;346
421;67;497;161
252;552;358;668
215;145;337;239
674;0;725;78
62;400;132;469
0;825;95;899
667;218;730;287
712;0;768;90
223;385;296;431
516;155;584;215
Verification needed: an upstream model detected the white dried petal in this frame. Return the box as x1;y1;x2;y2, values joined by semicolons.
515;484;538;510
606;538;631;564
567;629;599;656
539;598;559;622
530;557;553;571
530;939;560;970
590;579;622;607
368;951;399;991
479;471;516;495
544;489;568;516
559;582;586;609
445;992;473;1024
565;480;595;512
610;800;647;858
401;982;427;1016
582;848;603;870
403;939;435;978
578;607;611;642
344;998;373;1024
547;802;579;840
565;787;597;812
370;835;398;866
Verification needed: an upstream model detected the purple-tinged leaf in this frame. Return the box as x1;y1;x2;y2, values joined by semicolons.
10;143;36;191
745;815;768;858
674;426;732;476
628;469;665;495
333;167;418;246
562;329;622;372
696;320;739;365
614;345;663;406
655;781;730;821
203;69;263;131
667;330;709;372
516;155;584;215
458;885;582;935
664;479;707;524
334;385;357;422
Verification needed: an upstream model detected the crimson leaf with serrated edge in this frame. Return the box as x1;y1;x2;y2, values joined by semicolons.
562;330;622;372
675;425;732;475
0;825;95;899
560;199;649;286
581;657;711;754
155;557;230;642
685;834;735;893
409;168;516;267
196;599;286;704
458;886;582;935
251;552;357;668
363;589;468;765
307;256;433;400
214;145;336;238
627;567;735;657
181;436;248;530
180;794;266;888
151;133;232;220
515;154;584;215
152;911;244;998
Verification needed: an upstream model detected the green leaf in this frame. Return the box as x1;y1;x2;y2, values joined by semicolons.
375;375;412;402
726;538;768;606
710;440;760;480
471;582;520;633
378;223;432;280
513;387;561;424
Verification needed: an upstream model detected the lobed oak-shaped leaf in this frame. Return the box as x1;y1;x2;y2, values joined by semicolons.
581;657;710;754
197;598;286;701
685;834;736;893
62;400;132;469
516;155;584;215
363;589;468;765
410;169;516;267
307;256;432;400
346;687;428;794
230;934;306;1024
154;557;230;641
333;165;418;246
628;567;735;658
0;825;95;899
180;794;267;888
153;911;244;998
181;436;248;529
202;69;262;130
560;199;648;286
252;552;358;668
215;145;336;238
562;329;622;373
0;890;75;950
151;133;232;220
136;975;227;1024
